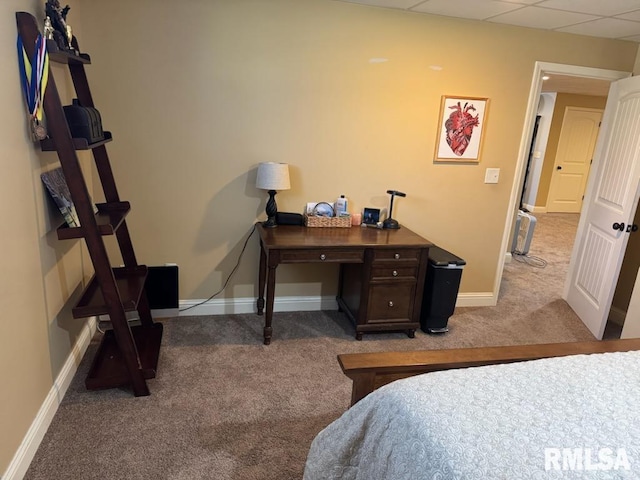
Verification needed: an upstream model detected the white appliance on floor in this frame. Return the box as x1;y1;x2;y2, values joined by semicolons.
511;210;537;255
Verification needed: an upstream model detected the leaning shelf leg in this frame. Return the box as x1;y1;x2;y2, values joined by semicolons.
109;309;149;396
136;291;154;328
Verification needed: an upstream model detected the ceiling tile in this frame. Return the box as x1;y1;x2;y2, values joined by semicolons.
557;17;640;38
337;0;423;8
616;9;640;21
538;0;640;16
500;0;544;4
488;6;599;29
411;0;524;20
332;0;640;42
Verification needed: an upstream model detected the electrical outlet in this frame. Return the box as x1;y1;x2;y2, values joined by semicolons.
485;168;500;184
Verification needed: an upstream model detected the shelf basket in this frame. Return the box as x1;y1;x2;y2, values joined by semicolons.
304;213;352;228
304;202;351;228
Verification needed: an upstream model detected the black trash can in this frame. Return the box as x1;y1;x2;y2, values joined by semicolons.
420;246;466;334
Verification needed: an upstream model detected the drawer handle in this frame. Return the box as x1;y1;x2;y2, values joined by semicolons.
388;301;394;307
394;253;400;259
319;254;326;261
392;270;398;277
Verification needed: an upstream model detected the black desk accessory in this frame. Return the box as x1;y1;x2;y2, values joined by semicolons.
276;211;304;226
383;189;406;229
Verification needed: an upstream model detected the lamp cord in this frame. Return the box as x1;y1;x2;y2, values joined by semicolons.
179;224;257;313
95;224;257;332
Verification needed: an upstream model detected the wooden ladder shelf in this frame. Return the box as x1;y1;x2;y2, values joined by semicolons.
16;11;162;397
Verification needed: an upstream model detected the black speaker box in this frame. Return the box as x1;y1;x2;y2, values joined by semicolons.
145;265;179;309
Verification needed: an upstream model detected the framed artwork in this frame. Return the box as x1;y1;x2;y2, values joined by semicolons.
435;96;489;163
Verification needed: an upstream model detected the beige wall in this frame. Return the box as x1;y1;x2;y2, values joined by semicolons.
535;93;608;208
77;0;636;299
1;0;638;474
1;0;90;474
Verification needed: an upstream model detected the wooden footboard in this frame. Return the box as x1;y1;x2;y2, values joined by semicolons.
339;338;640;405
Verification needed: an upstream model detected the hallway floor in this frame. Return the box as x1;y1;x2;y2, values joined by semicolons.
503;211;622;340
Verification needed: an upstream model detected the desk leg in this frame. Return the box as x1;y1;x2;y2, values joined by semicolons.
257;244;266;315
264;265;277;345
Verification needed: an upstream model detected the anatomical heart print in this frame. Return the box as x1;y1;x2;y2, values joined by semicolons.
435;96;488;162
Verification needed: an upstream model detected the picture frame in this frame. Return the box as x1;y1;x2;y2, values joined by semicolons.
362;207;381;225
434;95;489;163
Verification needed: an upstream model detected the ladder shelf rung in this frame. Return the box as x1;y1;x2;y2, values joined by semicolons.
57;201;131;240
40;131;113;151
72;266;148;318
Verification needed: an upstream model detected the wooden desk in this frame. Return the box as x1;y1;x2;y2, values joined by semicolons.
256;223;432;344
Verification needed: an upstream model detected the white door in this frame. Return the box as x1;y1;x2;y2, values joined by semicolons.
565;76;640;339
547;107;602;213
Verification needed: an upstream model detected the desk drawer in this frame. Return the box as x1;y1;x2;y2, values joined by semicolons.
373;248;421;263
370;265;417;280
366;283;414;323
280;249;364;263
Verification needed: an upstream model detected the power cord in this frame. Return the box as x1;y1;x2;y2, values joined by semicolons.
179;224;257;313
94;225;257;331
512;251;547;268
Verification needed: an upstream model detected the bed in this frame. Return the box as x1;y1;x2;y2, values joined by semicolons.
303;339;640;479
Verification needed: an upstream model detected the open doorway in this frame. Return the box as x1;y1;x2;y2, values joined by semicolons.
513;80;606;284
496;62;631;334
521;80;607;215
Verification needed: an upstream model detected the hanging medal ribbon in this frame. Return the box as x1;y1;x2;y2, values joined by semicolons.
17;33;49;140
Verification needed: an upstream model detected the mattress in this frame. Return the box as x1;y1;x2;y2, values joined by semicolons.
304;350;640;479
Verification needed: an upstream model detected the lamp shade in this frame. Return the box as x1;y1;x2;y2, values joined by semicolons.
256;162;291;191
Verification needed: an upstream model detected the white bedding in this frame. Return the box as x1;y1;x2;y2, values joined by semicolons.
304;350;640;479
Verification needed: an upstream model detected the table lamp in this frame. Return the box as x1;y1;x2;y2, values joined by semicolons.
256;162;291;227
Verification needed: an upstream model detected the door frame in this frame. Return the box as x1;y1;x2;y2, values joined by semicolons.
495;62;630;304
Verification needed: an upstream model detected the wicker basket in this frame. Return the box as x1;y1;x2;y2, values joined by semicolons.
304;213;352;228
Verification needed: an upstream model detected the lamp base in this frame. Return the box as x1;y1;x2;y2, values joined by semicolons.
262;217;278;228
383;218;400;229
263;190;278;227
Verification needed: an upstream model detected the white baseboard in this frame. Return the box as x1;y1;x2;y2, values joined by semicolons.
3;317;97;480
179;293;495;315
456;292;497;307
522;203;547;213
178;296;340;316
98;308;180;323
151;308;180;318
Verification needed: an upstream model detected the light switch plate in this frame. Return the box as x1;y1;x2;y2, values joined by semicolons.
485;168;500;184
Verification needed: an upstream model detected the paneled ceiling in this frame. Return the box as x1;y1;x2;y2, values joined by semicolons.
334;0;637;96
334;0;640;42
540;75;613;96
